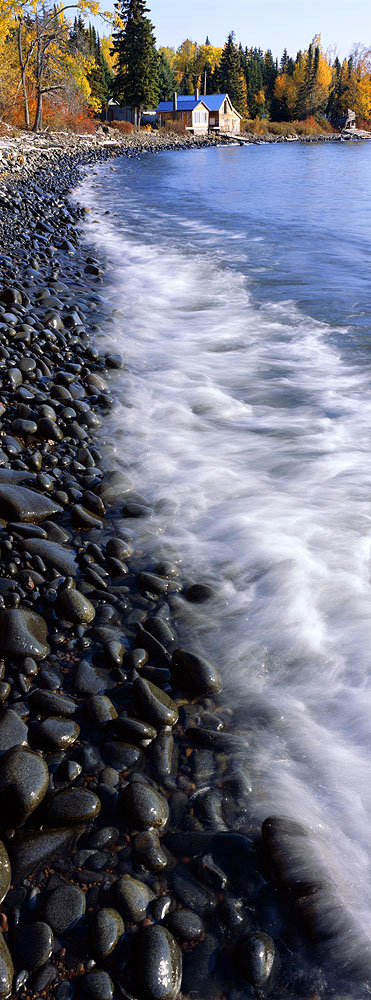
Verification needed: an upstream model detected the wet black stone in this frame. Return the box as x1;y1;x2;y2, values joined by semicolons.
0;709;28;753
172;649;222;696
0;932;13;999
120;779;169;831
10;827;84;882
0;608;49;660
58;589;95;624
14;921;53;970
90;907;124;960
237;932;276;987
134;677;178;728
166;909;204;942
115;875;155;922
20;538;78;576
110;716;156;746
0;745;49;825
0;484;62;522
104;742;143;771
37;716;80;750
83;970;113;1000
44;883;86;934
132;831;168;872
31;689;77;716
138;925;182;1000
46;787;101;825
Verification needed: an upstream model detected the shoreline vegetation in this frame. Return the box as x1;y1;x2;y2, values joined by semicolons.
0;132;369;1000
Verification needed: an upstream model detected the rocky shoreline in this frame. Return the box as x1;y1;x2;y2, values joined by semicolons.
0;133;368;1000
0;123;370;182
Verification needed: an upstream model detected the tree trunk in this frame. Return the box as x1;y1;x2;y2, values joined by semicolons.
17;23;30;128
33;91;43;132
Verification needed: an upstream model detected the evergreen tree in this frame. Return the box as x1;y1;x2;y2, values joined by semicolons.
219;32;246;113
113;0;159;121
158;49;176;100
245;47;264;116
205;35;211;46
263;48;277;108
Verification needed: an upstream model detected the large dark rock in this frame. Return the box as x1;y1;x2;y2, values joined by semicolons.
138;925;182;1000
46;787;101;825
90;907;124;960
120;780;169;831
10;827;85;882
115;875;155;923
0;932;13;999
58;588;95;624
44;883;86;935
0;745;49;825
237;931;276;987
0;609;49;660
20;538;78;576
37;717;80;750
0;484;62;522
134;677;178;728
14;921;53;970
0;710;28;754
172;648;222;696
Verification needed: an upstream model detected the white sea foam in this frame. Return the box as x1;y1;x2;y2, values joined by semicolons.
77;164;371;981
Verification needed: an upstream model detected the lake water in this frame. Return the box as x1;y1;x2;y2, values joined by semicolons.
80;142;371;990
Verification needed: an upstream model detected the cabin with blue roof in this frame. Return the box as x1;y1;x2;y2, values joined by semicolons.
156;90;242;134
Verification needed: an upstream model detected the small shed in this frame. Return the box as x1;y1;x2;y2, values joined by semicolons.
331;108;356;131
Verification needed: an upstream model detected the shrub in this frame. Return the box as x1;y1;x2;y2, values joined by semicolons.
107;119;135;134
165;119;186;135
242;116;335;137
356;117;371;131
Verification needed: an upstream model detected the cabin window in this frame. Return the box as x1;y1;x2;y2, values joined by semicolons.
194;111;207;123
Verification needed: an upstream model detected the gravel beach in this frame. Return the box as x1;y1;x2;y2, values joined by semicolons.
0;128;367;1000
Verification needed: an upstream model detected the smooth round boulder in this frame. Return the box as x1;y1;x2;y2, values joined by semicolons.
0;932;13;999
0;608;49;660
134;677;178;728
172;648;222;696
138;925;182;1000
37;717;80;750
58;589;95;625
14;921;53;970
90;908;124;960
44;884;86;935
238;931;276;986
0;745;49;825
83;970;113;1000
120;780;169;831
115;875;155;923
45;787;101;826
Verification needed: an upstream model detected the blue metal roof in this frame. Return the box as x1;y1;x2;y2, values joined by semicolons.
157;98;205;112
201;94;227;110
156;93;241;116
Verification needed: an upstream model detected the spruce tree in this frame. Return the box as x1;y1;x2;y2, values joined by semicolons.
113;0;159;122
219;32;246;114
158;50;176;101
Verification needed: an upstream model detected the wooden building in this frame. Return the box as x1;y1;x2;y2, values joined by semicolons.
156;92;209;134
202;93;242;133
156;91;242;134
331;108;356;131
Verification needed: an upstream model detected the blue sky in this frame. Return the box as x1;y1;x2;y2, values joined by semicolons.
97;0;370;59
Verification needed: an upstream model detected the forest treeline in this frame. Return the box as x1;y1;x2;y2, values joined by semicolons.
0;0;370;132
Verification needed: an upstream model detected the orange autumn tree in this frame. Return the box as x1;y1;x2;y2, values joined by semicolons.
0;0;109;130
